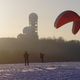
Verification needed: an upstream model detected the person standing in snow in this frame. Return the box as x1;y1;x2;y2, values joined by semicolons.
40;53;44;63
24;51;29;66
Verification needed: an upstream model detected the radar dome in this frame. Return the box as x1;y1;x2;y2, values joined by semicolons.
29;13;38;26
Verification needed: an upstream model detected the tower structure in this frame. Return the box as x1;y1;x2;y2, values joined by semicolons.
21;13;38;40
29;13;38;35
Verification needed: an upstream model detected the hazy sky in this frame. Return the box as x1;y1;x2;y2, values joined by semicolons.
0;0;80;41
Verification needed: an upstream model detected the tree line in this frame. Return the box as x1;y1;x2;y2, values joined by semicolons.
0;37;80;64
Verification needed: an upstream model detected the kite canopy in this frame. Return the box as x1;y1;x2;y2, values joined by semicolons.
72;20;80;34
54;10;80;34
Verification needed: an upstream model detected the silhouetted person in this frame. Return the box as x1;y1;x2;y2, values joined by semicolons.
24;51;29;66
40;53;44;63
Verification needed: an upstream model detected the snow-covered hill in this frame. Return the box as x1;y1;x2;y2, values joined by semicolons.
0;62;80;80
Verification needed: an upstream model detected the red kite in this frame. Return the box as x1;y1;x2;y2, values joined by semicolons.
72;20;80;34
54;10;80;34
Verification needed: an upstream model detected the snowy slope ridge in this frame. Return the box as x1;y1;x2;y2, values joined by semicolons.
0;62;80;80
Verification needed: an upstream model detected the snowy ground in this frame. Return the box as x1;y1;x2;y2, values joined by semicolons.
0;62;80;80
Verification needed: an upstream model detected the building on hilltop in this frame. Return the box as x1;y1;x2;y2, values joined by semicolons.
17;13;38;40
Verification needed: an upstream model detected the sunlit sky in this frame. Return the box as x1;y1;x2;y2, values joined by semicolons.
0;0;80;41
